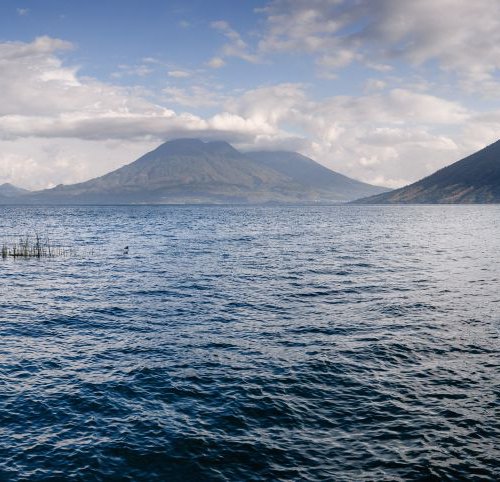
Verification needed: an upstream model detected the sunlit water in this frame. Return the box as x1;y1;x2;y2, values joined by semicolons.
1;205;499;481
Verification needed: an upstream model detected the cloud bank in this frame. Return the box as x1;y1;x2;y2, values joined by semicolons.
258;0;500;88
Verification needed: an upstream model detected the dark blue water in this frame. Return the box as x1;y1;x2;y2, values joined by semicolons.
1;205;499;481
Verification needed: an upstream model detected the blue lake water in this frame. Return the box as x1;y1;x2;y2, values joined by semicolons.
0;205;499;481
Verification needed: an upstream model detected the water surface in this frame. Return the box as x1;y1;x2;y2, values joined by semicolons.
0;205;499;481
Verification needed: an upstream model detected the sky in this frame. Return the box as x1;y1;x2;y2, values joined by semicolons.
1;0;500;190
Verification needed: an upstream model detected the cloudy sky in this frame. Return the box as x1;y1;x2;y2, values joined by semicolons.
1;0;500;190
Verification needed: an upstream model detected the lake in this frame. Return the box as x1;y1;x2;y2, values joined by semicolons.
0;205;499;481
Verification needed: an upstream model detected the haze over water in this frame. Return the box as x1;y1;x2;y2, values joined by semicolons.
1;205;499;481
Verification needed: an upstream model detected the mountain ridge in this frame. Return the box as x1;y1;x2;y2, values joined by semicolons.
0;183;30;197
246;150;384;200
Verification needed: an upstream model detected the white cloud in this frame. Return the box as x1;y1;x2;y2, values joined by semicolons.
225;83;307;126
0;37;191;141
142;56;161;64
364;79;387;92
257;0;500;92
257;0;346;54
312;89;469;126
17;8;29;16
207;56;226;69
167;70;191;78
317;49;359;70
222;83;477;186
210;20;260;64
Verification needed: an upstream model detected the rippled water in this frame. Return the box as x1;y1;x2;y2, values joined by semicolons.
1;205;499;481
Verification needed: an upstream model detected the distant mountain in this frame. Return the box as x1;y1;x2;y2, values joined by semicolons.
246;150;386;200
25;139;288;204
0;183;30;197
355;139;500;204
8;139;388;204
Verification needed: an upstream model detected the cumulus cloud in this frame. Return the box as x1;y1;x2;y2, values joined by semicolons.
225;83;307;125
0;37;188;141
257;0;500;91
223;83;478;187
